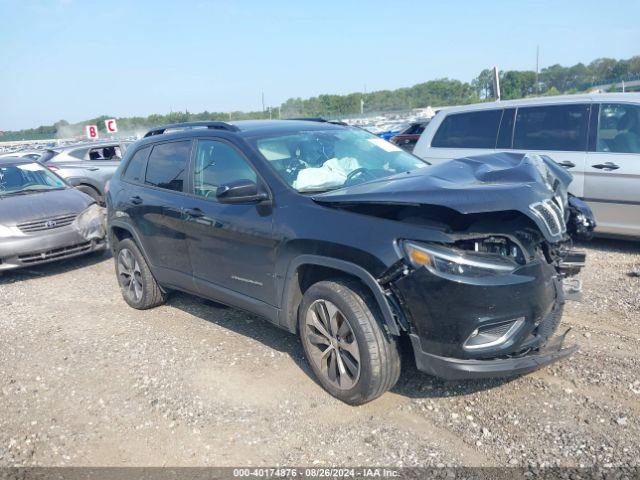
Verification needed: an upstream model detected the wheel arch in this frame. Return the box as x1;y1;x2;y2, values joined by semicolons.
65;176;103;194
109;220;152;265
279;255;401;336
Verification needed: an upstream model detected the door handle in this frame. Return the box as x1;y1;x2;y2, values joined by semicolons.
557;161;575;168
184;207;205;218
592;162;620;170
86;167;100;171
130;195;143;205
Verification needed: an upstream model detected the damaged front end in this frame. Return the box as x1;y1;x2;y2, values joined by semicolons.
313;152;596;379
388;229;579;380
72;203;107;241
0;201;107;271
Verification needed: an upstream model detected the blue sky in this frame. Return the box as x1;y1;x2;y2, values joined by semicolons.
0;0;638;130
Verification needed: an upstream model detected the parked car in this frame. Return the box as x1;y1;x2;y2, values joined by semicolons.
413;93;640;238
389;120;431;151
0;157;107;271
107;120;593;404
376;123;408;140
0;150;47;162
41;141;131;204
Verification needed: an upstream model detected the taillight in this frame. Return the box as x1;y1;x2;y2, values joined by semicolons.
47;164;59;171
104;180;110;194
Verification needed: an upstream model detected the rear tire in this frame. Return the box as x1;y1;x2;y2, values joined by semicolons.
114;238;166;309
298;278;401;405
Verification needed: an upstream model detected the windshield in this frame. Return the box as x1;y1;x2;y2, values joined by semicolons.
254;127;428;193
0;162;67;196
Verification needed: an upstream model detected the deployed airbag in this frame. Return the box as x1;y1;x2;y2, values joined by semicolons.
293;157;360;191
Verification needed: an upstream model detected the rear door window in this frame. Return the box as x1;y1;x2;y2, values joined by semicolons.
513;104;589;151
88;145;122;160
431;110;502;148
596;103;640;154
122;146;150;183
144;140;191;192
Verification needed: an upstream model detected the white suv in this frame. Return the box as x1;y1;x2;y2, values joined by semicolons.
413;93;640;238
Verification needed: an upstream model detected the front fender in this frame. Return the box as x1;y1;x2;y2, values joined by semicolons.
278;254;401;336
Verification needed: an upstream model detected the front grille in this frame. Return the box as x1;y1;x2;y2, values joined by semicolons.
480;322;514;338
17;214;77;233
530;199;566;237
18;242;91;264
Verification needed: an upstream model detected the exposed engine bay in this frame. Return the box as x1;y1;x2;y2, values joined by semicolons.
324;197;593;279
313;152;597;283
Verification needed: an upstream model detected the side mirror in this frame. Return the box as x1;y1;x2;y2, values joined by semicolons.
216;179;270;204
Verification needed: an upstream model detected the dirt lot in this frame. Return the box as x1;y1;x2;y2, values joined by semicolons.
0;238;638;468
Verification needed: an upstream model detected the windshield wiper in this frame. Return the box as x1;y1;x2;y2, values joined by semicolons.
0;190;32;197
0;186;65;197
24;186;66;191
298;187;334;194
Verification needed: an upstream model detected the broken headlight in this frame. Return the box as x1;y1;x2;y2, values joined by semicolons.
402;240;519;280
72;203;105;240
454;236;527;265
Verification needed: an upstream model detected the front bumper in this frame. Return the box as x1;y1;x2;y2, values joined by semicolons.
392;257;577;378
409;330;577;380
0;228;106;271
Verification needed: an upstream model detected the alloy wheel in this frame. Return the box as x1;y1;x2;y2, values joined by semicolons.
117;248;143;303
304;299;361;390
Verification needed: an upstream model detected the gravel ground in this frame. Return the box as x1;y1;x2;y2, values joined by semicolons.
0;237;638;467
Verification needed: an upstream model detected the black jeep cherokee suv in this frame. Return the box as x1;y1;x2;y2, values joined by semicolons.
106;120;595;405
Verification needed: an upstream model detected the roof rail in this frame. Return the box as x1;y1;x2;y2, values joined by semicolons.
287;117;349;126
287;117;328;122
143;121;240;138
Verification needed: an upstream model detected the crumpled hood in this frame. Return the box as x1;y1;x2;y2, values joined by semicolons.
312;152;573;242
0;188;93;226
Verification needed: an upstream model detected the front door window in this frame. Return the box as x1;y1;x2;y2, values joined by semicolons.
193;139;257;199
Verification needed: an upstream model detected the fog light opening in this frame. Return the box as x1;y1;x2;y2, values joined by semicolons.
463;317;525;351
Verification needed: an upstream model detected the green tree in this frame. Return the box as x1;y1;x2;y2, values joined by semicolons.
6;54;640;141
500;70;536;99
472;68;495;99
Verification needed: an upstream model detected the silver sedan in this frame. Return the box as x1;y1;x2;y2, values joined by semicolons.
0;157;107;271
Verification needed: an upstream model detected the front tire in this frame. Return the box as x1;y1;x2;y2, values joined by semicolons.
299;278;401;405
115;238;166;310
